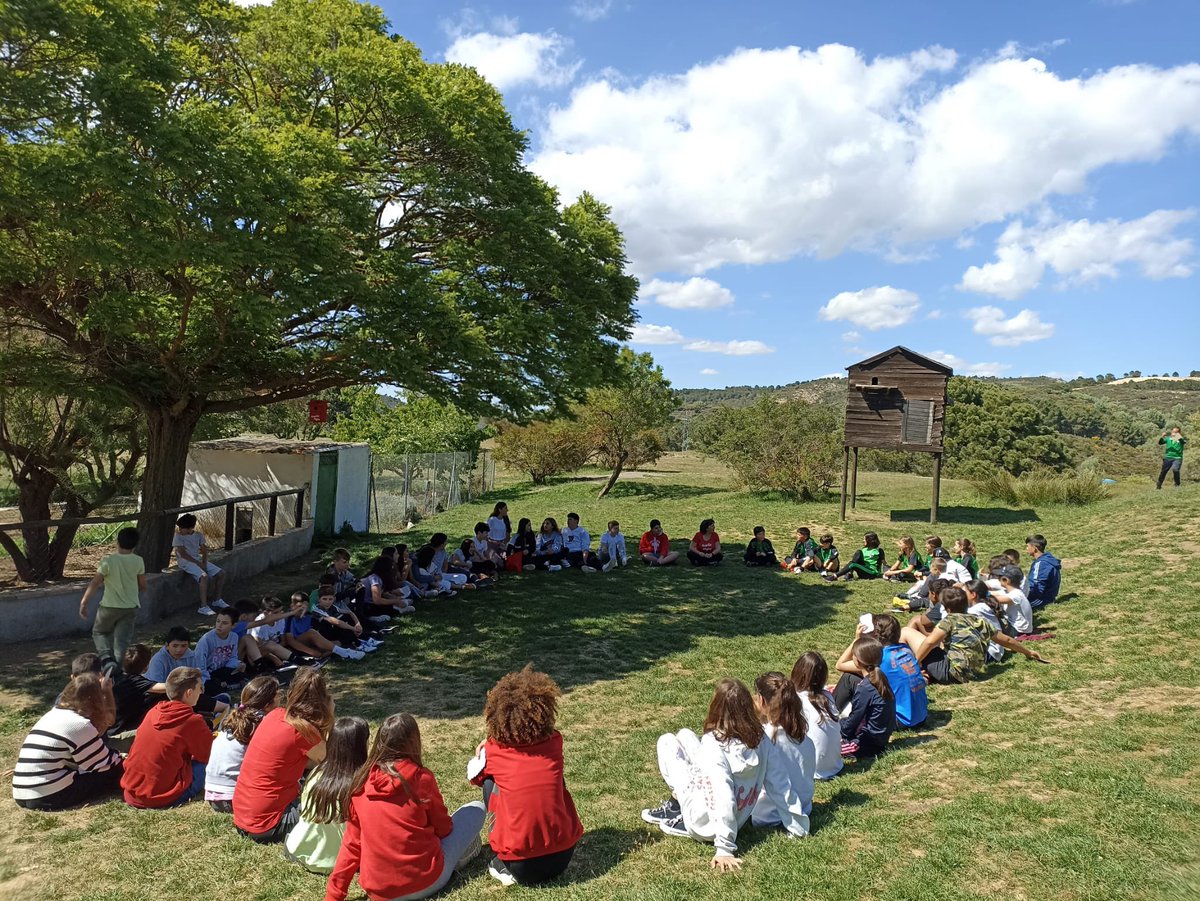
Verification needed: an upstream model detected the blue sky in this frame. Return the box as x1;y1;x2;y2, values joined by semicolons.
381;0;1200;387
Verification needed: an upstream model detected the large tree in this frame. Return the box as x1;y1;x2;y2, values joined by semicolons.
0;0;637;567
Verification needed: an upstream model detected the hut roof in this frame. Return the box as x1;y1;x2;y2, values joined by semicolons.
845;346;953;376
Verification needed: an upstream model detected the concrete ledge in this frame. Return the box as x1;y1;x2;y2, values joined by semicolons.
0;523;314;643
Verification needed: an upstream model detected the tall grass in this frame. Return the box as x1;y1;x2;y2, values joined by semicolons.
973;468;1110;506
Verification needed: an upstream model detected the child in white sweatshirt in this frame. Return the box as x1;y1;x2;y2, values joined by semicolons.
750;672;814;831
640;678;808;872
598;521;628;572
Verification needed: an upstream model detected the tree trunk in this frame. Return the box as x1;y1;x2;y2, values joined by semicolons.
137;402;205;571
0;468;58;581
597;454;627;498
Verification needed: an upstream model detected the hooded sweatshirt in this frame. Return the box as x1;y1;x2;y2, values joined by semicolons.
467;731;583;861
120;700;212;808
750;723;815;830
1024;552;1061;608
325;761;453;901
679;731;808;856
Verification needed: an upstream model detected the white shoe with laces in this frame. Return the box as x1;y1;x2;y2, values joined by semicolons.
197;605;216;616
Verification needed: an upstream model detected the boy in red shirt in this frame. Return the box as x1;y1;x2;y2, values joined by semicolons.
639;519;679;566
468;666;583;886
121;666;213;808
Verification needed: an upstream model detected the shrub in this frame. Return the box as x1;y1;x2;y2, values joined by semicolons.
494;420;591;485
973;469;1109;507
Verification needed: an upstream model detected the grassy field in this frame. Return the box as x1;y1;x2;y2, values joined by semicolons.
1;452;1199;901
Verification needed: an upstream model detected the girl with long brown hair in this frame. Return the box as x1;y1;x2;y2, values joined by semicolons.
641;678;809;873
790;651;844;780
326;714;486;901
750;672;814;834
838;638;897;759
285;716;369;874
205;675;280;812
234;667;334;843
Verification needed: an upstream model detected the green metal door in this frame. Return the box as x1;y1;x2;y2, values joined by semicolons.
314;451;340;537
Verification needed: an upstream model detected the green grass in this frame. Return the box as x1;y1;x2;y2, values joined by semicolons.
2;453;1199;901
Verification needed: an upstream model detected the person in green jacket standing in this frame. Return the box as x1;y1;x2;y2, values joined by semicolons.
1156;426;1187;489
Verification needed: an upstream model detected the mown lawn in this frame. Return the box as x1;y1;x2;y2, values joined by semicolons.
1;453;1198;901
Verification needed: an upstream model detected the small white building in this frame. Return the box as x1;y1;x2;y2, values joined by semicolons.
184;439;372;538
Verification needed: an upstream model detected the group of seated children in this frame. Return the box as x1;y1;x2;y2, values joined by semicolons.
15;660;586;895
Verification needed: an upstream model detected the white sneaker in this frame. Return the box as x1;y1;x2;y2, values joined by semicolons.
488;857;517;887
602;559;615;573
547;564;562;572
333;646;365;661
197;605;216;616
393;606;416;616
368;615;392;625
561;559;572;568
581;565;598;573
356;642;378;654
211;598;230;609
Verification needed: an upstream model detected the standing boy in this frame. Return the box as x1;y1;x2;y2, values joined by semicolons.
172;514;227;616
562;513;599;572
1157;426;1186;489
79;526;145;662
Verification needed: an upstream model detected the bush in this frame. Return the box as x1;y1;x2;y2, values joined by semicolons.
706;397;840;500
494;420;591;485
973;469;1110;506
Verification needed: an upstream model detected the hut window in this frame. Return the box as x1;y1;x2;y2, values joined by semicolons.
903;400;934;445
870;377;878;385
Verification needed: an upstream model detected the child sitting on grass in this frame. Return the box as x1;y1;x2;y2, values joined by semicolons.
13;672;123;811
833;615;928;729
325;548;360;606
283;593;365;662
750;672;813;834
743;526;778;567
327;714;485;900
121;667;213;808
562;513;600;572
145;626;231;719
883;536;921;581
285;716;369;874
639;519;679;566
468;666;583;886
828;532;885;581
251;596;313;668
783;527;818;573
837;638;896;760
108;644;158;736
893;559;948;611
234;667;334;843
790;651;843;780
313;587;381;655
598;520;628;571
989;565;1038;639
954;538;978;579
814;534;840;576
196;610;247;696
640;678;809;873
205;676;280;813
687;519;724;566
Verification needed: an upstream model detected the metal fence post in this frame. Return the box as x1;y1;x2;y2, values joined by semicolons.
268;495;279;536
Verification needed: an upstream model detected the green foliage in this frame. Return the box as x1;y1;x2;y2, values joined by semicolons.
972;469;1110;506
578;349;676;496
944;377;1071;477
493;420;591;485
327;389;487;455
701;397;841;500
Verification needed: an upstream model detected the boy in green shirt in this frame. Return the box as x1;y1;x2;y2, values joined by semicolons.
743;526;778;567
1157;426;1186;489
79;527;146;662
783;526;819;573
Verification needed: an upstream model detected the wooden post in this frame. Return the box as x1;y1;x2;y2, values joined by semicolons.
931;452;942;524
850;447;859;510
268;495;279;537
224;502;236;551
294;489;305;529
839;446;850;521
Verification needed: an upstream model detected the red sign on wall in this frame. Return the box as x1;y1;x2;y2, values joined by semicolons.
307;400;329;423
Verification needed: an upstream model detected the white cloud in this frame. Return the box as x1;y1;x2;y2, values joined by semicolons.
445;30;580;91
925;350;1011;378
841;330;861;342
531;46;1200;274
965;306;1055;346
700;367;720;375
960;209;1195;299
571;0;614;21
629;324;686;345
628;325;773;355
683;339;775;355
817;372;845;379
818;286;920;331
641;277;734;310
925;309;944;320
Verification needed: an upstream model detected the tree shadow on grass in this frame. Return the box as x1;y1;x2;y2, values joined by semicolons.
890;506;1040;525
604;482;725;501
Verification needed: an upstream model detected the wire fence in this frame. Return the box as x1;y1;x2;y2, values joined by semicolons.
370;450;495;531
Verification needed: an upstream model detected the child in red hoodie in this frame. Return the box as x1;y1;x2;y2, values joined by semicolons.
467;665;583;886
325;713;485;901
120;667;213;808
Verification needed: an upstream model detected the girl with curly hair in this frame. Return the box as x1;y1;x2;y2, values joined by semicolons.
326;713;486;900
640;678;808;873
467;665;583;886
204;675;280;812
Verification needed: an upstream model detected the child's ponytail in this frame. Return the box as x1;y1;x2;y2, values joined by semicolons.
852;638;893;704
222;676;280;746
754;672;807;743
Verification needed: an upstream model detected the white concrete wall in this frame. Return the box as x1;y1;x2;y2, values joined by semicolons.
333;445;371;532
183;448;314;538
